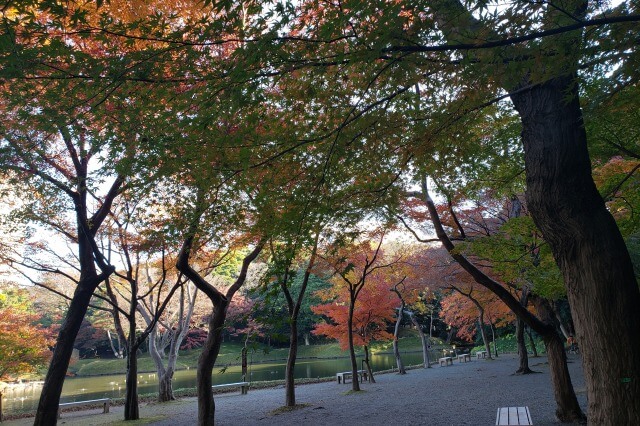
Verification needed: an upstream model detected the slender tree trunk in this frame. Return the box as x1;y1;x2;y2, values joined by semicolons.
477;315;492;359
347;300;360;392
512;76;640;424
421;181;583;422
490;322;498;358
530;296;583;422
304;333;310;346
526;327;539;357
392;305;406;374
284;319;298;406
410;314;430;368
363;345;375;383
34;278;101;426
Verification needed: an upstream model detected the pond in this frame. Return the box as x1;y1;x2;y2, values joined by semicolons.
1;352;428;416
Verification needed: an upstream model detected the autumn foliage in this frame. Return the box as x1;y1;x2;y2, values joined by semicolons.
0;307;53;380
311;271;396;349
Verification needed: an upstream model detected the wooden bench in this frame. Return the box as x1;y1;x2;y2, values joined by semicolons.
336;370;368;384
476;351;488;359
496;406;532;425
439;357;453;366
212;381;250;394
457;353;471;362
58;398;110;418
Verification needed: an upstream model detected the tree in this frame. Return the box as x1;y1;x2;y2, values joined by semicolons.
0;291;53;381
313;235;397;390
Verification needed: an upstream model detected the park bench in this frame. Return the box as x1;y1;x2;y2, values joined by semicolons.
336;370;368;384
476;351;488;359
496;406;532;425
439;357;453;366
57;398;110;418
212;381;250;395
457;353;471;363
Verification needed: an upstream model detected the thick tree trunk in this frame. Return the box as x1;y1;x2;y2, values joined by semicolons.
284;320;298;406
158;371;174;402
196;305;227;426
34;279;99;426
392;305;406;374
124;346;139;420
512;75;640;424
515;317;533;374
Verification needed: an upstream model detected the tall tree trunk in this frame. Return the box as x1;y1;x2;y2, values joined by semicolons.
347;300;360;392
489;321;498;358
392;305;406;374
477;314;492;359
363;345;375;383
515;317;533;374
124;343;139;421
512;76;640;424
196;305;227;426
516;290;533;374
34;278;101;426
284;319;298;406
531;296;583;422
410;313;430;368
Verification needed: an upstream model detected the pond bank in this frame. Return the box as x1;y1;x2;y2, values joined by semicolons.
3;353;585;425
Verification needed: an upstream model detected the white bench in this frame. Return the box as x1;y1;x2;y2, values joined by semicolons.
477;351;488;359
336;370;368;384
439;357;453;366
58;398;110;418
496;406;532;425
457;354;471;362
212;381;249;395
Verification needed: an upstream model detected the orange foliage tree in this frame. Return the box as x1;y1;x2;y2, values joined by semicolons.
312;235;400;390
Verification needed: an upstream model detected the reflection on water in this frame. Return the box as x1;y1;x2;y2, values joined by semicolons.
1;352;426;415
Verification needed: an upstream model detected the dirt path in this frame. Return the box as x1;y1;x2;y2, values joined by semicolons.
4;354;586;425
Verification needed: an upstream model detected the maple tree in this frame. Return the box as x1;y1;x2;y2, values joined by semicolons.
0;289;53;381
313;235;399;390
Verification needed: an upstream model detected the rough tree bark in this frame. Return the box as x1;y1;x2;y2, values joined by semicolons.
426;0;640;422
511;76;640;424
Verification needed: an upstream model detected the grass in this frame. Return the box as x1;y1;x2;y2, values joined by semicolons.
470;333;546;355
71;330;442;377
70;332;547;377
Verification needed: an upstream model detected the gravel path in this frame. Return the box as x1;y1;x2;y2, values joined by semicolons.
5;353;587;425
